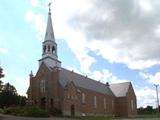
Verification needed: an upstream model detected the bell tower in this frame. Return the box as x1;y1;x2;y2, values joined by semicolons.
39;3;61;68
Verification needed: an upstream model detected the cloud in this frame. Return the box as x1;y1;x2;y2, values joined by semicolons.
0;48;8;54
30;0;47;10
89;69;129;84
139;72;160;84
25;10;46;41
67;0;160;69
14;77;29;96
135;86;157;108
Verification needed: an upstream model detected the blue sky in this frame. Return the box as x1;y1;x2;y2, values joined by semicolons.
0;0;160;108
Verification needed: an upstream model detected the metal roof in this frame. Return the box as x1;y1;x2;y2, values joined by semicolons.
59;68;115;96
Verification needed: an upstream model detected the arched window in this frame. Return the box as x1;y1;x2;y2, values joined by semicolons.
40;80;46;93
82;93;85;103
94;96;97;108
131;99;134;111
43;46;46;53
52;46;55;53
48;45;50;52
104;98;106;109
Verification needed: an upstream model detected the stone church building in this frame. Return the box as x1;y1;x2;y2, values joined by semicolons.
27;7;137;117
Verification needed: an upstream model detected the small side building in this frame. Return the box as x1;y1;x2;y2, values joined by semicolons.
110;82;137;117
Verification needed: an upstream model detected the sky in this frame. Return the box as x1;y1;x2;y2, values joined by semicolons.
0;0;160;108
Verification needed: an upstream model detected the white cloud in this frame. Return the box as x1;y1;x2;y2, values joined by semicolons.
25;10;46;41
0;48;8;54
66;0;160;70
139;0;153;12
135;86;157;108
14;77;29;96
89;69;129;84
140;72;160;84
25;10;34;22
30;0;46;10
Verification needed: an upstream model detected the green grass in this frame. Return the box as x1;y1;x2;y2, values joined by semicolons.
79;116;115;120
79;113;160;120
136;113;160;118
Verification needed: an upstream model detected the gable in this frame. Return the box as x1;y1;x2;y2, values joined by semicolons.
110;82;130;97
35;62;51;77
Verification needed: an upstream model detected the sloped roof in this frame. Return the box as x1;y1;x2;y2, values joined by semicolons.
59;68;114;96
109;82;131;97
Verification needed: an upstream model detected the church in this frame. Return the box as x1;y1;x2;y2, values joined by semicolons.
27;6;137;117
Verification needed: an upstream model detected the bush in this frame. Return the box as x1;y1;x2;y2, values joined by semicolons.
50;108;62;116
3;106;49;117
0;108;3;113
3;107;23;115
22;107;49;117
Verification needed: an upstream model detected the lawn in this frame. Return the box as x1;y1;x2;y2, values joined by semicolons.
79;113;160;120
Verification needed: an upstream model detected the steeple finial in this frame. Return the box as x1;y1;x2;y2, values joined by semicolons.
48;2;52;15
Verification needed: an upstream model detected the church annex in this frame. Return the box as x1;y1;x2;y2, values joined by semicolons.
27;6;137;117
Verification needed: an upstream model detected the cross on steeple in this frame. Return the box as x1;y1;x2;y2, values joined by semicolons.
48;2;52;15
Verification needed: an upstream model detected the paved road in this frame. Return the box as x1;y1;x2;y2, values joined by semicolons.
0;114;77;120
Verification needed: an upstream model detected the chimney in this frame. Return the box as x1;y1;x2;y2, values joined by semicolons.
106;82;109;86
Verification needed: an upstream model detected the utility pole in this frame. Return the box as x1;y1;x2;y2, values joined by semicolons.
154;84;159;112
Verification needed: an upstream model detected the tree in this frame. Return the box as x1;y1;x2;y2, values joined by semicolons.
0;67;4;91
0;83;27;108
0;83;18;107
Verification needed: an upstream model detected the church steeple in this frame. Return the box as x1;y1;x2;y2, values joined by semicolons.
39;3;61;68
44;3;55;42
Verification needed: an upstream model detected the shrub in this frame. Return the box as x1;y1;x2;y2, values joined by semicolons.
22;107;49;117
3;106;49;117
3;107;23;115
50;108;62;116
0;108;3;113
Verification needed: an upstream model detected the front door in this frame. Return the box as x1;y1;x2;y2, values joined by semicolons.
41;97;46;109
71;104;75;116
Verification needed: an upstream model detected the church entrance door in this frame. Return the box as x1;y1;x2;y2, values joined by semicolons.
41;97;46;109
71;104;75;116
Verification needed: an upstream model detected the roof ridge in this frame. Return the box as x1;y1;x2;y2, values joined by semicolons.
61;67;108;86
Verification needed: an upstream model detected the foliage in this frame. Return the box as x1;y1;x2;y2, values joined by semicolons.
0;83;27;108
22;106;50;117
2;106;49;117
137;106;156;114
0;67;4;91
49;108;62;116
3;106;24;115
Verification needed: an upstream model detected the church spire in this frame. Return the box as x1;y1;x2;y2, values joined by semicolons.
44;2;55;41
39;3;61;68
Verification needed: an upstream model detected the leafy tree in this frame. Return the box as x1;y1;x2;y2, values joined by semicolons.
137;106;156;114
0;83;18;107
0;67;4;91
0;83;27;108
